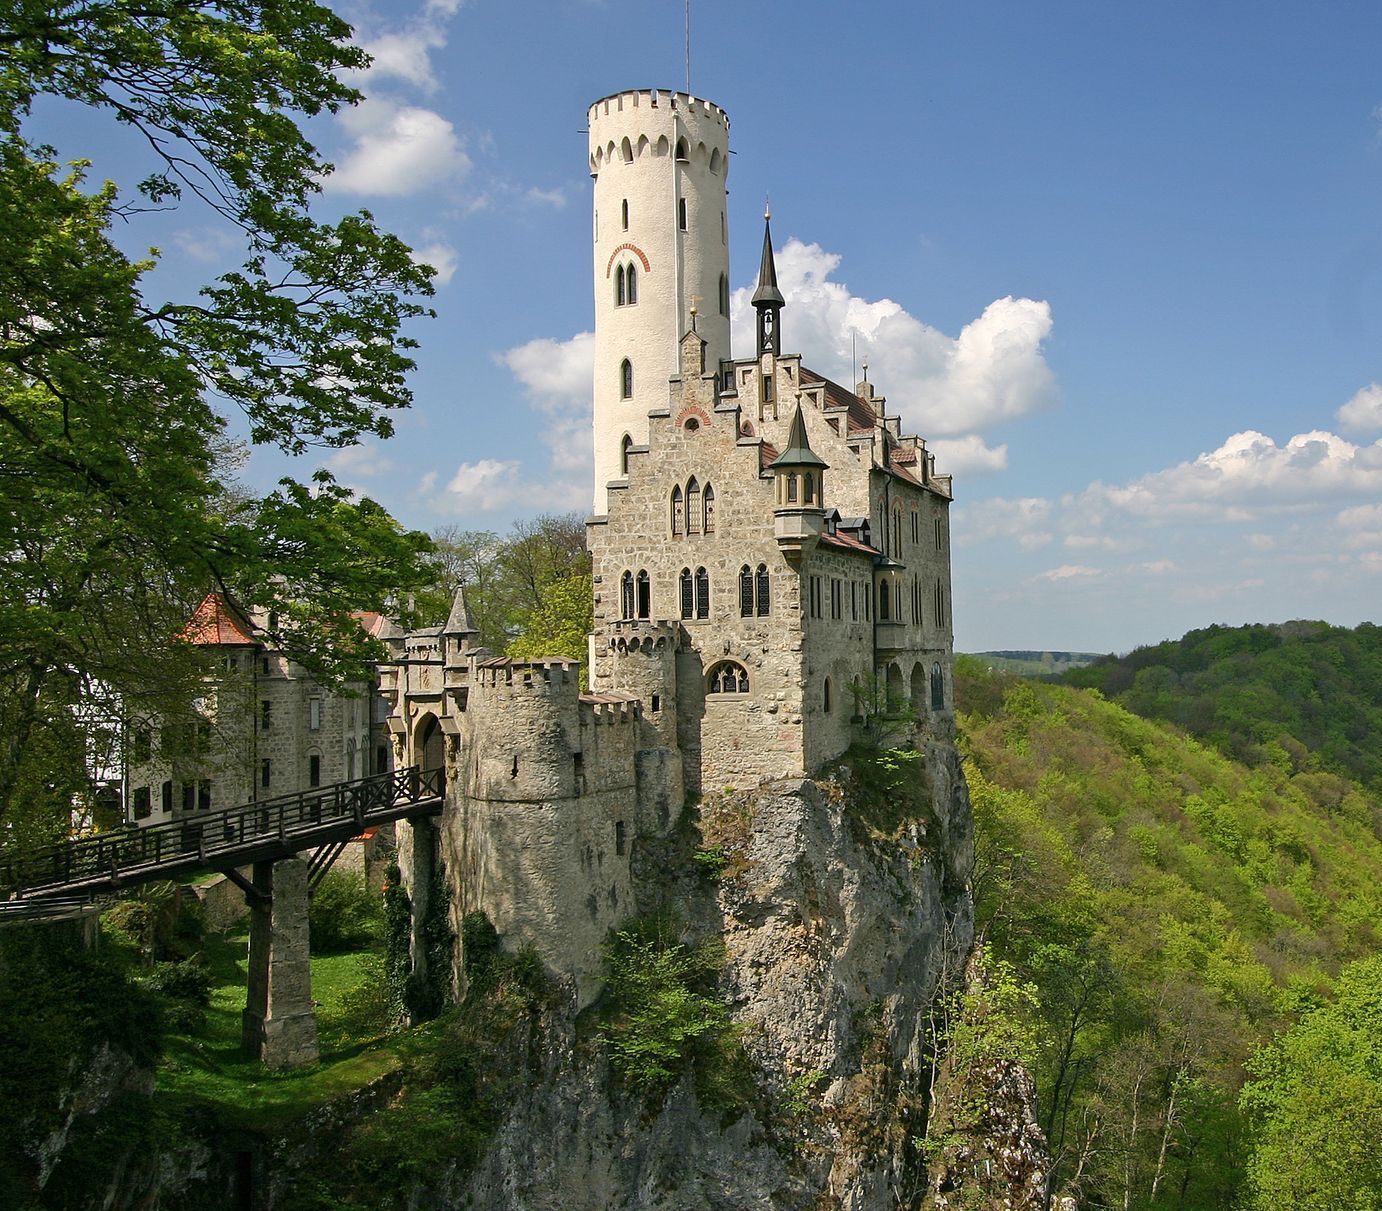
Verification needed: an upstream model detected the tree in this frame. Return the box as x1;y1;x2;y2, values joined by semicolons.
0;2;437;831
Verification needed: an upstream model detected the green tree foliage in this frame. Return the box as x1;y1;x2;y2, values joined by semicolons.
0;1;437;830
1062;621;1382;792
957;659;1382;1207
1240;955;1382;1210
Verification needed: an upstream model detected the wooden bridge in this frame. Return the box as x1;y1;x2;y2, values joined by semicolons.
0;766;447;1068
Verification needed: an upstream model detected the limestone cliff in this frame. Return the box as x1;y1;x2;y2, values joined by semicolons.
443;739;1049;1209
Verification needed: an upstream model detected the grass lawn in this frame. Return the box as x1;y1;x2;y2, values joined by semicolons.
155;931;408;1130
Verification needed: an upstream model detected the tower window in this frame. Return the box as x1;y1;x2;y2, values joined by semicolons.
695;567;709;619
804;472;815;505
261;700;272;731
755;564;770;616
615;264;625;306
824;678;832;714
621;433;633;475
679;568;693;619
739;565;753;617
707;661;749;694
686;477;701;534
626;263;637;304
675;138;688;162
702;484;715;533
678;198;687;231
740;564;771;616
879;579;891;621
636;569;650;619
719;272;729;316
621;136;633;162
620;358;633;399
931;661;945;711
309;754;321;788
621;198;629;229
621;570;635;619
671;485;685;535
261;759;272;790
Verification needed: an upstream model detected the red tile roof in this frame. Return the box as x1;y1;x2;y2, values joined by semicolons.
180;592;257;646
799;367;877;433
820;530;881;558
353;611;388;638
759;441;780;471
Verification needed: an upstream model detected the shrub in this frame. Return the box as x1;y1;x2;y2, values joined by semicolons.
309;870;383;953
141;958;212;1030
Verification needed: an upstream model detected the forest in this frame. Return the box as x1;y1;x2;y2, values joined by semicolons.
958;620;1382;1208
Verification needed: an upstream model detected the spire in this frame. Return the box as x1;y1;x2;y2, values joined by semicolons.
443;584;477;636
770;403;828;470
752;207;784;356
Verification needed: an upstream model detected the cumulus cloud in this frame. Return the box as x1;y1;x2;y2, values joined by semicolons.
411;241;458;286
1090;429;1382;521
525;187;566;209
729;239;1056;440
1337;383;1382;434
327;99;470;196
928;435;1008;474
955;496;1053;550
353;0;462;92
1336;503;1382;548
1034;564;1102;583
498;332;594;405
325;443;396;480
439;458;524;512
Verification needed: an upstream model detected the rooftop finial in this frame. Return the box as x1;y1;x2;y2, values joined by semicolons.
752;207;784;357
764;196;771;221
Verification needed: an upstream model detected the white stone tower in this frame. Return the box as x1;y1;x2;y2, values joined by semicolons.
588;89;731;510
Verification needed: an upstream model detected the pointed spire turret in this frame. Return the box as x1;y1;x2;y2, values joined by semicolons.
770;403;828;561
443;585;477;637
752;207;784;357
769;403;827;471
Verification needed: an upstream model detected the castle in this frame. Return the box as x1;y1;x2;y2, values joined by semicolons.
382;89;957;1004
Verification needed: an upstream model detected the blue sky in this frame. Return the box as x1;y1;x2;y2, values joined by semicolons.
46;1;1382;653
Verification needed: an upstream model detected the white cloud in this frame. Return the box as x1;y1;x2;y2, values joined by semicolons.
1034;564;1102;583
411;241;458;286
1336;503;1382;548
928;435;1008;474
1131;559;1177;575
440;458;523;512
955;496;1053;550
524;187;566;209
172;226;239;263
1091;429;1382;521
327;100;470;196
353;0;463;92
1337;383;1382;434
498;332;594;405
325;444;396;480
729;239;1056;441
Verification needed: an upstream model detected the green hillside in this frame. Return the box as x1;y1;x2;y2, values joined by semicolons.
956;656;1382;1209
1060;620;1382;793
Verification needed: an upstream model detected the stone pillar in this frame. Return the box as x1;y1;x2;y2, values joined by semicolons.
405;820;435;1011
242;857;320;1068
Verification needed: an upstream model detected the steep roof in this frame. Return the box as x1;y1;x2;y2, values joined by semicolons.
181;592;257;647
768;403;828;470
798;368;877;433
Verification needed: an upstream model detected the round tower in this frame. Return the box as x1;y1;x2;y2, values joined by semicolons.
588;89;731;511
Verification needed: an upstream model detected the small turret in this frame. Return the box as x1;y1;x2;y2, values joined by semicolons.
752;208;784;358
770;403;828;560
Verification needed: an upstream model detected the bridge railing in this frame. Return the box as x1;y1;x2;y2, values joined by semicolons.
0;765;444;897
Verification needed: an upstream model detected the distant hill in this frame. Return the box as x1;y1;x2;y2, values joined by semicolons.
1059;620;1382;793
965;649;1105;677
955;656;1382;1208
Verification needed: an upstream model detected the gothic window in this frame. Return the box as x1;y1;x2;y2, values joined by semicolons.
934;578;944;625
636;570;650;619
739;565;753;617
620;358;633;399
615;264;625;306
912;510;920;544
755;564;770;616
678;198;687;230
680;568;693;619
621;198;629;229
621;570;635;619
879;579;891;621
621;136;633;162
675;138;688;161
804;472;815;505
935;517;944;550
621;433;633;476
931;662;945;711
703;484;715;533
671;485;684;535
695;567;709;619
707;661;749;694
786;474;798;504
719;272;729;316
686;478;701;534
893;508;902;555
626;263;637;304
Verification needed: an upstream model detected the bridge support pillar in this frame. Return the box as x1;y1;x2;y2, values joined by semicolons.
242;856;319;1068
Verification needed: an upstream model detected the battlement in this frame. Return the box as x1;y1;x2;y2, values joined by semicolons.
475;656;581;691
588;90;729;177
588;89;729;130
579;691;641;726
605;619;681;656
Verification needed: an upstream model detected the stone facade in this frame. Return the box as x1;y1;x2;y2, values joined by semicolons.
382;89;960;1008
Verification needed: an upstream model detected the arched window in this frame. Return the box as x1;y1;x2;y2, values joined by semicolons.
620;571;634;619
719;272;729;316
824;678;832;714
702;483;715;533
695;567;709;619
678;198;687;231
931;662;945;711
675;138;688;162
621;198;629;229
620;358;633;399
879;579;891;621
786;473;798;504
636;569;650;619
934;579;944;625
670;485;684;535
893;508;903;554
739;565;753;617
679;568;693;619
615;264;625;306
707;661;749;694
804;472;815;505
620;433;633;476
686;478;701;534
621;136;633;162
755;564;770;616
626;263;637;304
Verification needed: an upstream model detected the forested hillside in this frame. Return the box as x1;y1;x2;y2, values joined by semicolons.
956;657;1382;1209
1060;621;1382;792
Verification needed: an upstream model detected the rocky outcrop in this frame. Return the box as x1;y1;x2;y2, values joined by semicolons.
450;739;987;1209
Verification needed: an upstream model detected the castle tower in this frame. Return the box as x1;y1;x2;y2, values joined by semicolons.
588;90;731;510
